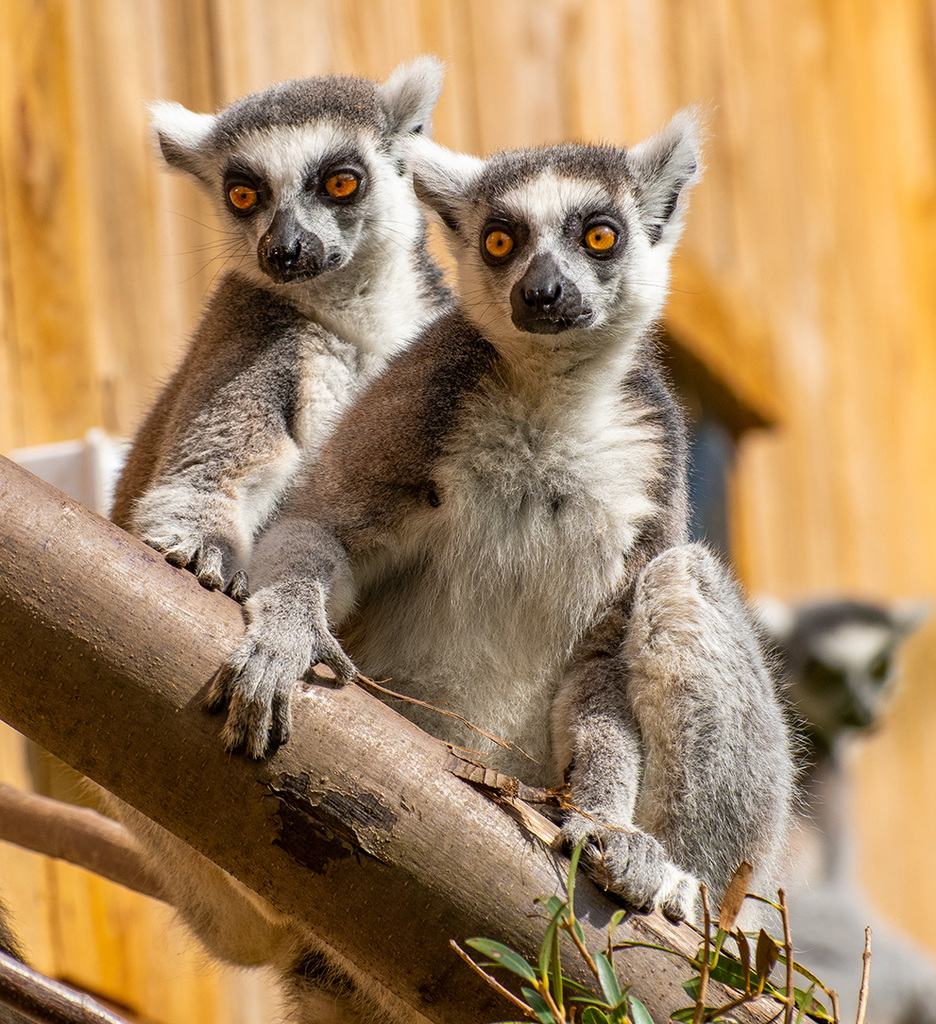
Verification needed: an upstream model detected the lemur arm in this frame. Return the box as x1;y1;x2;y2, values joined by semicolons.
557;543;792;924
208;515;357;759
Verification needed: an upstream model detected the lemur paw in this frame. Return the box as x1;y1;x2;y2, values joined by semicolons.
141;528;247;599
208;592;357;758
562;815;699;922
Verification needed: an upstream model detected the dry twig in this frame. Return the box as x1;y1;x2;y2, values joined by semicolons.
854;927;872;1024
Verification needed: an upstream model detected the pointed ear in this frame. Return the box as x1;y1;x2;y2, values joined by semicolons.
377;54;445;140
405;135;485;234
890;599;933;638
148;100;217;181
751;595;797;646
625;106;704;245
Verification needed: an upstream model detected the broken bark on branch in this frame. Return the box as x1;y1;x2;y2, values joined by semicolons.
0;455;774;1023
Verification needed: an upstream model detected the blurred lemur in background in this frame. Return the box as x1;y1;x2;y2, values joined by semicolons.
111;55;451;597
759;597;935;1024
202;108;794;1022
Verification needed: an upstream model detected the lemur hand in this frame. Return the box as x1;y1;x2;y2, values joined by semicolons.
208;583;356;758
562;811;699;923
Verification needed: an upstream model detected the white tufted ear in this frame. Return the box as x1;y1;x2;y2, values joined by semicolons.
377;55;446;139
624;106;704;246
404;134;485;234
890;599;933;638
149;100;217;181
750;595;797;645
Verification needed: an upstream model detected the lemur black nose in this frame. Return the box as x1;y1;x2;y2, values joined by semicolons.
516;253;565;311
267;240;302;274
521;280;562;310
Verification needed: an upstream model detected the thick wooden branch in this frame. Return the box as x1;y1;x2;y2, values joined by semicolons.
0;455;773;1023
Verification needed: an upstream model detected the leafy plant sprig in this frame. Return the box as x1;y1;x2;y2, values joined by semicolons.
453;848;864;1024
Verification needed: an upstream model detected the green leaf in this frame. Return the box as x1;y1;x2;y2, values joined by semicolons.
466;939;537;982
543;896;567;918
563;976;598;996
538;913;561;980
594;952;622;1006
551;926;564;1012
567;842;583;904
521;986;558;1024
670;1007;699;1023
787;985;833;1022
581;1008;611;1024
611;940;695;966
706;953;751;991
776;952;834;992
571;995;616;1009
628;995;655;1024
608;909;628;935
681;977;701;999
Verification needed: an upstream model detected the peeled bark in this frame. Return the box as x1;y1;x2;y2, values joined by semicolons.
0;455;776;1023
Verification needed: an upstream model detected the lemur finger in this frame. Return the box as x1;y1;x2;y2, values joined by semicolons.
227;570;250;603
269;689;293;750
219;663;271;757
195;550;225;591
312;633;357;686
658;871;698;923
206;637;262;712
580;830;669;913
148;535;196;568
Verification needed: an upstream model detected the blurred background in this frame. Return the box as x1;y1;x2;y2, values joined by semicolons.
1;1;935;1021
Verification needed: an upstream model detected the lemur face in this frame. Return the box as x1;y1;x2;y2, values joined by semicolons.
149;60;443;290
758;598;931;748
474;170;634;337
212;124;390;285
408;111;701;355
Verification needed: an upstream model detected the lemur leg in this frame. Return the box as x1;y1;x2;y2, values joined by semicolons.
553;632;699;922
115;802;301;966
117;803;426;1023
287;946;430;1024
624;544;793;921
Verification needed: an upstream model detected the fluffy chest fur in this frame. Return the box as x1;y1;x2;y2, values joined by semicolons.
340;368;668;784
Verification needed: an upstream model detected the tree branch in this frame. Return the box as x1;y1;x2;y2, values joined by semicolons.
0;455;775;1023
0;950;131;1024
0;784;165;902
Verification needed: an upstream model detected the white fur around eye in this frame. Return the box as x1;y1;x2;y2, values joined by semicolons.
814;623;894;674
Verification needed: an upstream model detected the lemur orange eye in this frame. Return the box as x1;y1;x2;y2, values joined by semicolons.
485;230;514;259
325;172;359;198
228;185;259;210
584;225;617;252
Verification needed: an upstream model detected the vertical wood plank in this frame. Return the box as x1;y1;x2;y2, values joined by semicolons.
0;0;98;447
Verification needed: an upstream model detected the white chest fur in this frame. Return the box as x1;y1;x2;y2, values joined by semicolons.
346;375;665;785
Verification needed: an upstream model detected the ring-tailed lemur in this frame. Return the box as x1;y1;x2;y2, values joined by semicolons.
211;110;794;933
104;59;457;1024
111;56;451;598
758;597;936;1024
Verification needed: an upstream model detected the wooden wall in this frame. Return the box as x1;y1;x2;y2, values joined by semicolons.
2;0;936;1019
